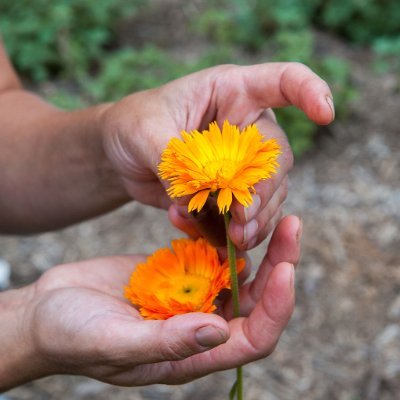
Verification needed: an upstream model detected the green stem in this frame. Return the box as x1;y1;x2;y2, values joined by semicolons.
224;212;243;400
224;213;240;317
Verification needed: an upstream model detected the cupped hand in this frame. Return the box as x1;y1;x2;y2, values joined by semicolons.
23;215;301;386
101;63;333;250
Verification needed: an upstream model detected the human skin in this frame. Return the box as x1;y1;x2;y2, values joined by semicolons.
0;215;301;391
0;40;333;249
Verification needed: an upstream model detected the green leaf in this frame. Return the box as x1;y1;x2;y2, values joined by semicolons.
229;380;238;400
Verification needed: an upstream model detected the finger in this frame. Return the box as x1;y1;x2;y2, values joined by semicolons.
244;215;301;310
230;114;292;225
222;209;285;319
246;205;283;251
237;251;252;285
145;262;295;384
229;177;288;249
173;198;227;247
122;178;172;210
168;204;201;239
265;107;277;123
218;62;334;125
223;215;301;318
111;312;229;366
238;261;295;356
265;214;302;268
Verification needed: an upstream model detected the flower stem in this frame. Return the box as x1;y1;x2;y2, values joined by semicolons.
224;212;243;400
224;213;240;317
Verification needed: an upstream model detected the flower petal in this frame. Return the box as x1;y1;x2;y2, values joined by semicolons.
158;120;281;214
188;189;210;213
217;187;233;214
125;237;245;320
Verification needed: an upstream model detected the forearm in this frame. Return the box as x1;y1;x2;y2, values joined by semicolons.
0;90;130;233
0;286;46;391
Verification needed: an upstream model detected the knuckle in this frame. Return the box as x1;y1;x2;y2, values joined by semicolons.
287;61;312;76
160;337;194;361
291;61;307;70
213;64;237;82
35;266;65;292
217;63;237;72
256;181;274;207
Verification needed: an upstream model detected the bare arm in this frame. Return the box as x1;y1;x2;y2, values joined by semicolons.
0;40;130;233
0;285;46;390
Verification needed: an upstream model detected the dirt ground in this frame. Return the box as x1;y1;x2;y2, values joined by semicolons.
1;5;400;400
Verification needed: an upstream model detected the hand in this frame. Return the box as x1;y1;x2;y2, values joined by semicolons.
101;63;333;249
1;215;300;389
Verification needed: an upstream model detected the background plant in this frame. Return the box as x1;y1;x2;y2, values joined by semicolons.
1;0;398;155
0;0;142;81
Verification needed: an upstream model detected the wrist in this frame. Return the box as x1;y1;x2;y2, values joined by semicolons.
0;285;50;391
98;90;164;178
74;102;131;204
0;91;131;233
42;103;132;226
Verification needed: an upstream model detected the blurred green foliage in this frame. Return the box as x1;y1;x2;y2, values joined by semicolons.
84;45;238;101
314;0;400;44
0;0;398;155
0;0;142;81
45;89;86;110
85;46;183;101
193;0;363;154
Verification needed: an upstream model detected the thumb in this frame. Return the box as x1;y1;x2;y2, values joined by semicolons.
123;313;230;363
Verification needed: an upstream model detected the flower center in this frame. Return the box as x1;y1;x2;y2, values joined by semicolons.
204;159;237;185
166;274;210;305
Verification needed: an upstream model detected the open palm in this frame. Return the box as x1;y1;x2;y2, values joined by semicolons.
28;215;301;385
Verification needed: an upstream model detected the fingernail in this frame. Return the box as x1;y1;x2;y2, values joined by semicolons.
326;96;335;121
195;326;228;348
246;236;258;250
244;194;261;222
296;218;303;244
243;219;258;244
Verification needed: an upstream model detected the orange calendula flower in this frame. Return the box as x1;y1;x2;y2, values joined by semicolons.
158;120;281;214
125;237;245;320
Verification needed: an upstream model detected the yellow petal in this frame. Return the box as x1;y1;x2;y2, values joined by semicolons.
188;190;210;213
217;187;233;214
232;188;253;208
158;120;281;215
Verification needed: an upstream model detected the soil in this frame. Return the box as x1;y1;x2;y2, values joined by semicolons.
1;2;400;400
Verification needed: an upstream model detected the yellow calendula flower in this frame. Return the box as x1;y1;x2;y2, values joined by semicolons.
158;120;281;214
125;237;245;320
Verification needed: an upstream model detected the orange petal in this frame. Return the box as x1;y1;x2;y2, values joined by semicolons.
232;188;253;208
188;190;210;213
236;257;246;274
217;187;233;214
